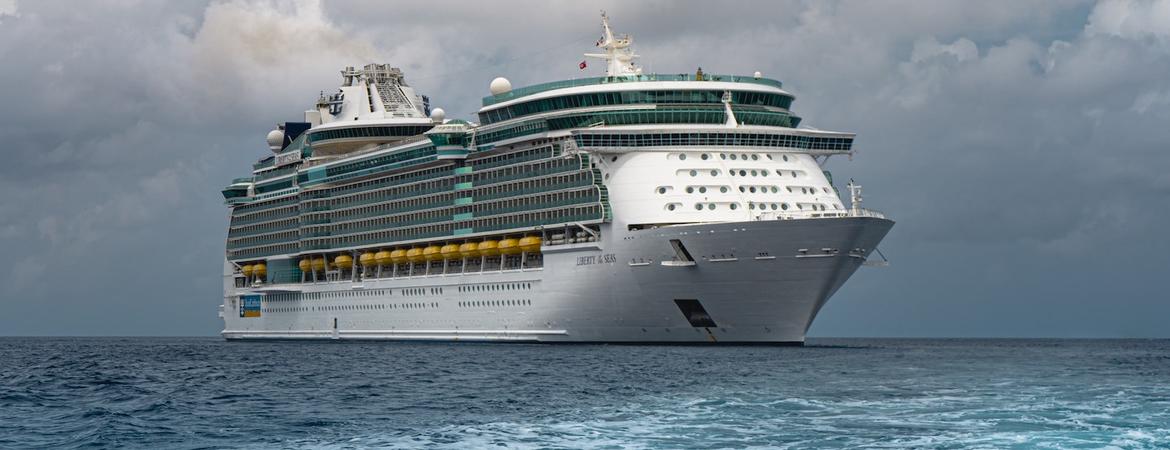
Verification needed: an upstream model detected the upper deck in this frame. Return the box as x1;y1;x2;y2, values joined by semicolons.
481;73;785;108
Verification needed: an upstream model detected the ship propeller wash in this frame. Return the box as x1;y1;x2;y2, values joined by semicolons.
219;14;893;344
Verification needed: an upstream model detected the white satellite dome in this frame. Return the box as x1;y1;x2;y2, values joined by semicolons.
429;108;446;123
489;77;512;95
753;71;762;79
266;129;284;152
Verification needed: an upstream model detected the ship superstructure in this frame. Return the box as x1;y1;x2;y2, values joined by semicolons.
219;15;893;343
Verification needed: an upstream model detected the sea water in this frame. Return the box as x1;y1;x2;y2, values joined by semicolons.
1;338;1167;448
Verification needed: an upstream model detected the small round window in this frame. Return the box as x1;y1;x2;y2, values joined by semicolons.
701;154;710;160
751;154;759;161
782;155;789;162
720;153;727;160
782;203;789;210
720;186;728;193
657;187;667;194
695;203;703;210
690;170;698;177
710;170;719;176
667;204;676;211
707;203;716;210
730;154;738;160
699;187;707;194
730;203;738;210
679;154;687;161
686;187;694;193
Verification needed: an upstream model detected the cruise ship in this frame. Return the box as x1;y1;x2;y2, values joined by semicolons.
219;15;893;344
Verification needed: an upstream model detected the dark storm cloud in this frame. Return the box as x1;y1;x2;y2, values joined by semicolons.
0;0;1166;336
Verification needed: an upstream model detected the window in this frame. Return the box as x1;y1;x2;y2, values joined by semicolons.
679;154;687;161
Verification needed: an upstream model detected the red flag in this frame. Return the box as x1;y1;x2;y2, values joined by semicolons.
579;60;587;70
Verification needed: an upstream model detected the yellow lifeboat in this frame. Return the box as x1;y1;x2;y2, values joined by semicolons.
423;245;442;261
441;244;461;260
375;250;393;266
498;238;521;255
298;258;311;272
311;257;326;272
252;263;266;277
391;248;408;265
478;240;499;257
406;247;425;263
359;252;376;268
519;236;542;253
334;255;353;270
241;264;254;277
459;242;480;258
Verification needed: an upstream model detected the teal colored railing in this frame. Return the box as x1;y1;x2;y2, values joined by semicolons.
482;73;784;106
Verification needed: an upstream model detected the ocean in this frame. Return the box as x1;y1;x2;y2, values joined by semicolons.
0;338;1167;449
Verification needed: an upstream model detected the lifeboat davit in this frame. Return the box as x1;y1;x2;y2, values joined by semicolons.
375;250;393;266
519;236;542;253
498;238;521;255
459;242;480;258
478;240;499;257
406;247;425;263
334;255;353;269
252;263;266;277
441;244;461;260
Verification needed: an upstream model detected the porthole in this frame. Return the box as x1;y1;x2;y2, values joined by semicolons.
730;154;738;160
751;154;759;161
667;204;677;211
695;203;703;210
786;186;793;193
749;186;757;193
751;170;758;176
782;203;789;210
739;186;746;193
686;186;694;193
740;154;748;160
701;153;710;160
720;153;727;160
657;187;665;194
801;187;807;194
823;187;831;193
782;155;789;162
730;203;738;210
707;203;716;210
771;186;778;193
791;171;797;178
739;170;747;176
679;154;687;161
720;186;728;193
761;171;768;177
749;203;756;210
771;203;779;210
611;156;618;162
690;170;698;177
699;187;707;194
710;169;719;176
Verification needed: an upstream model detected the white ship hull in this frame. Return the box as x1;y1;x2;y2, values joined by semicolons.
221;216;892;344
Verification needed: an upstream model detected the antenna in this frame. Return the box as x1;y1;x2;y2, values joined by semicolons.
583;12;641;76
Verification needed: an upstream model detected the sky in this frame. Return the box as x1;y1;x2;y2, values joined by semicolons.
0;0;1167;337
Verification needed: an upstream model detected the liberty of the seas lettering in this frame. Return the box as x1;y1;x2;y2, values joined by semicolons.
576;253;616;266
